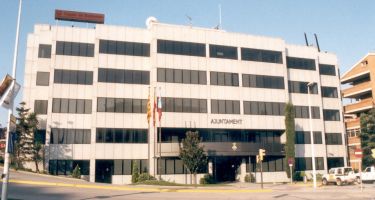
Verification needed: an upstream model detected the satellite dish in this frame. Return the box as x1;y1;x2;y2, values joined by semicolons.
146;16;158;28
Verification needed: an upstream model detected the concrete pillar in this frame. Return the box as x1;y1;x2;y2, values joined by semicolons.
89;159;95;182
208;160;213;175
240;158;246;182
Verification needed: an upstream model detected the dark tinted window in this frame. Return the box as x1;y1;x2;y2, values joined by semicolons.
52;98;91;114
323;109;340;121
99;40;150;57
321;86;338;98
210;71;239;86
157;39;205;57
288;81;318;94
286;57;316;70
211;100;240;114
157;68;206;85
325;133;343;145
209;44;237;59
56;41;94;57
96;128;147;143
98;68;149;85
163;97;207;113
241;48;282;64
242;74;284;89
54;69;93;85
244;101;285;116
294;106;320;119
50;128;90;144
36;72;50;86
34;100;48;115
97;97;147;113
38;44;52;58
319;64;336;76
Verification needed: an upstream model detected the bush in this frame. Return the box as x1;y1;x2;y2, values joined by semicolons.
245;174;255;183
293;171;305;182
200;174;215;184
131;162;140;183
137;173;156;182
72;165;81;179
315;173;323;181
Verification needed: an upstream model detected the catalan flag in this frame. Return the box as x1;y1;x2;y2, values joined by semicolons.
146;90;151;125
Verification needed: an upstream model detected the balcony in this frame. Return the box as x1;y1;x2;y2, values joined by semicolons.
342;81;372;98
345;118;360;129
158;142;285;157
341;68;370;84
344;98;374;114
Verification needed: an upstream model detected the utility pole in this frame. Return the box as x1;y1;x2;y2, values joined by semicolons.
2;0;22;199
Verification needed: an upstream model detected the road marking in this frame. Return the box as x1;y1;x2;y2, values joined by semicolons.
6;179;273;193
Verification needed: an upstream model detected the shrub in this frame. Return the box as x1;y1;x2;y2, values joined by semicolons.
131;162;140;183
72;165;81;179
244;174;255;183
293;171;305;182
137;173;156;182
200;174;215;184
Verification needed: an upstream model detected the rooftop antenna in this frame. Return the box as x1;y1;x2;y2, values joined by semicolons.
219;4;222;29
185;15;192;27
314;33;321;52
304;32;309;46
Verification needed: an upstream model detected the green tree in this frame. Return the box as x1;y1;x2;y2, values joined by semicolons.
14;102;30;169
72;164;81;179
131;161;140;183
360;109;375;167
28;112;43;172
284;102;295;178
179;131;207;186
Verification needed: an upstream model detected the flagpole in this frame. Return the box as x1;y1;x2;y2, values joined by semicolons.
153;86;157;177
158;86;162;181
2;1;22;199
147;87;150;176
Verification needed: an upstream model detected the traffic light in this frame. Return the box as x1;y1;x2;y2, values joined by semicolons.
259;149;266;161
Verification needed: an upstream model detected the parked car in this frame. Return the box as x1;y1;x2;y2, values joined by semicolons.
322;167;356;186
356;166;375;183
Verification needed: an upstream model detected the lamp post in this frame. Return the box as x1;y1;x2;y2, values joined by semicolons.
307;82;317;189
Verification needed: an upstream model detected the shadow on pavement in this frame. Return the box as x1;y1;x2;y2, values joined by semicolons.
80;191;158;200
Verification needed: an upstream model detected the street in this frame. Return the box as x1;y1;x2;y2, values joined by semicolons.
0;169;374;200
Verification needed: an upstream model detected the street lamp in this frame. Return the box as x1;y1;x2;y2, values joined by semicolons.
307;82;317;189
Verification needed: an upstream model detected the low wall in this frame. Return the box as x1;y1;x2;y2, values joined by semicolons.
112;174;206;185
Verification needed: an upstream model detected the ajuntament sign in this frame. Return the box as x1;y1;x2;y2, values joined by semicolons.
210;119;242;125
55;9;105;24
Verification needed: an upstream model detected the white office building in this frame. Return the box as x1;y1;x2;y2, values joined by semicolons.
22;16;347;184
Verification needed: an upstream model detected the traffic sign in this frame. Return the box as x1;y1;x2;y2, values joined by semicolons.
354;149;363;158
288;158;293;166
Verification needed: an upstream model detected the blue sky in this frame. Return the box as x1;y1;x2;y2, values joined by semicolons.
1;0;375;126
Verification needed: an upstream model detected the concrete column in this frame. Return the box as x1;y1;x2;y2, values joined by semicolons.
208;160;213;175
89;159;95;182
240;158;246;182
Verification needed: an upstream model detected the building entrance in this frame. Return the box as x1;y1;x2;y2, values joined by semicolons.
95;160;114;183
214;156;242;182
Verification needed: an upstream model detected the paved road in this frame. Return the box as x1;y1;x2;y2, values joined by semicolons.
1;169;374;200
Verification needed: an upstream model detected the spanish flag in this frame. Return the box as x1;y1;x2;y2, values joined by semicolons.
146;90;151;125
153;89;157;127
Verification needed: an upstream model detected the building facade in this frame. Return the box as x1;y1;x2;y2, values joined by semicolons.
341;53;375;170
23;17;347;184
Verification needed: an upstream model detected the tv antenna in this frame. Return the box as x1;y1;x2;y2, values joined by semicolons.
214;4;222;29
186;15;192;27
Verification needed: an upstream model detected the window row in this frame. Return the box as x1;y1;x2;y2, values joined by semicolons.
99;40;150;57
98;68;150;85
49;160;90;175
286;57;316;70
96;128;148;143
321;86;338;98
56;41;94;57
241;48;283;64
295;157;324;171
158;157;207;174
54;69;93;85
97;97;147;113
163;97;207;113
243;101;285;116
36;72;50;86
34;100;48;115
294;106;320;119
160;128;282;144
319;64;336;76
157;68;206;84
288;81;318;94
210;71;239;86
209;44;238;60
157;39;205;57
242;74;284;89
325;133;342;145
50;128;91;144
247;156;285;172
211;99;240;114
38;44;52;58
323;109;340;121
113;159;148;175
295;131;322;144
52;98;92;114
